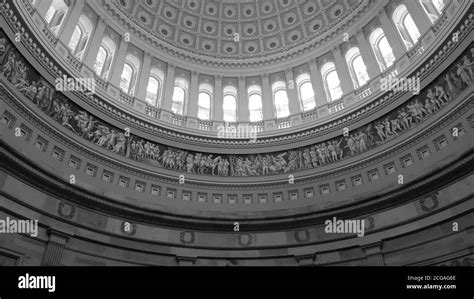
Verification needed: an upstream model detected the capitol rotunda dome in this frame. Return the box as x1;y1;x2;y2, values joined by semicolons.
0;0;472;270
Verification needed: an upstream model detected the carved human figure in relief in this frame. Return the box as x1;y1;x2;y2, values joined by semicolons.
398;108;412;129
1;52;16;79
456;62;471;85
327;142;337;162
357;132;368;152
261;156;269;175
113;133;127;155
193;153;201;173
424;98;434;116
345;135;357;155
382;118;393;137
390;118;402;135
0;38;6;55
333;138;344;159
315;145;324;164
148;143;155;160
12;60;28;88
106;130;117;150
407;100;426;123
96;126;110;147
375;122;386;142
434;84;450;104
223;159;230;176
461;55;473;80
75;111;97;138
186;154;194;173
303;149;312;168
153;144;160;161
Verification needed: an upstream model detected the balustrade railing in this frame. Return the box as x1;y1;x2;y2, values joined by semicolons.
407;43;425;61
355;85;372;101
251;121;265;133
198;120;213;131
94;74;108;92
171;114;186;126
328;100;345;114
145;105;160;118
276;117;292;129
302;109;318;123
118;91;134;106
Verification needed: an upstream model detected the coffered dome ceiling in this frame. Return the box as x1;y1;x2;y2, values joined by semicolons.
106;0;366;66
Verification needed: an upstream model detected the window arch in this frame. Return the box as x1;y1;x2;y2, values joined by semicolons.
198;83;213;120
392;4;421;50
420;0;445;23
145;68;164;106
272;81;290;118
68;15;93;61
320;62;343;102
171;77;189;115
44;0;69;36
248;85;263;122
93;37;116;80
223;86;237;122
119;54;140;95
369;28;396;71
345;47;370;88
295;73;316;111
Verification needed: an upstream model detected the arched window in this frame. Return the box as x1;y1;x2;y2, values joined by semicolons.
68;15;93;61
198;83;213;120
369;28;396;71
223;86;237;122
320;62;343;102
146;77;160;106
295;73;316;111
119;54;140;95
272;81;290;118
93;37;116;79
44;0;68;35
345;47;370;88
172;77;188;115
248;85;263;122
145;68;164;106
392;4;421;50
420;0;445;23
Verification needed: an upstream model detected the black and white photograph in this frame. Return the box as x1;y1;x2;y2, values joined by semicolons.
0;0;473;297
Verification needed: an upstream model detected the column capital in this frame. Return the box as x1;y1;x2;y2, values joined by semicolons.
47;227;74;244
98;16;107;25
215;74;222;80
377;7;386;17
331;44;341;53
191;70;199;76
